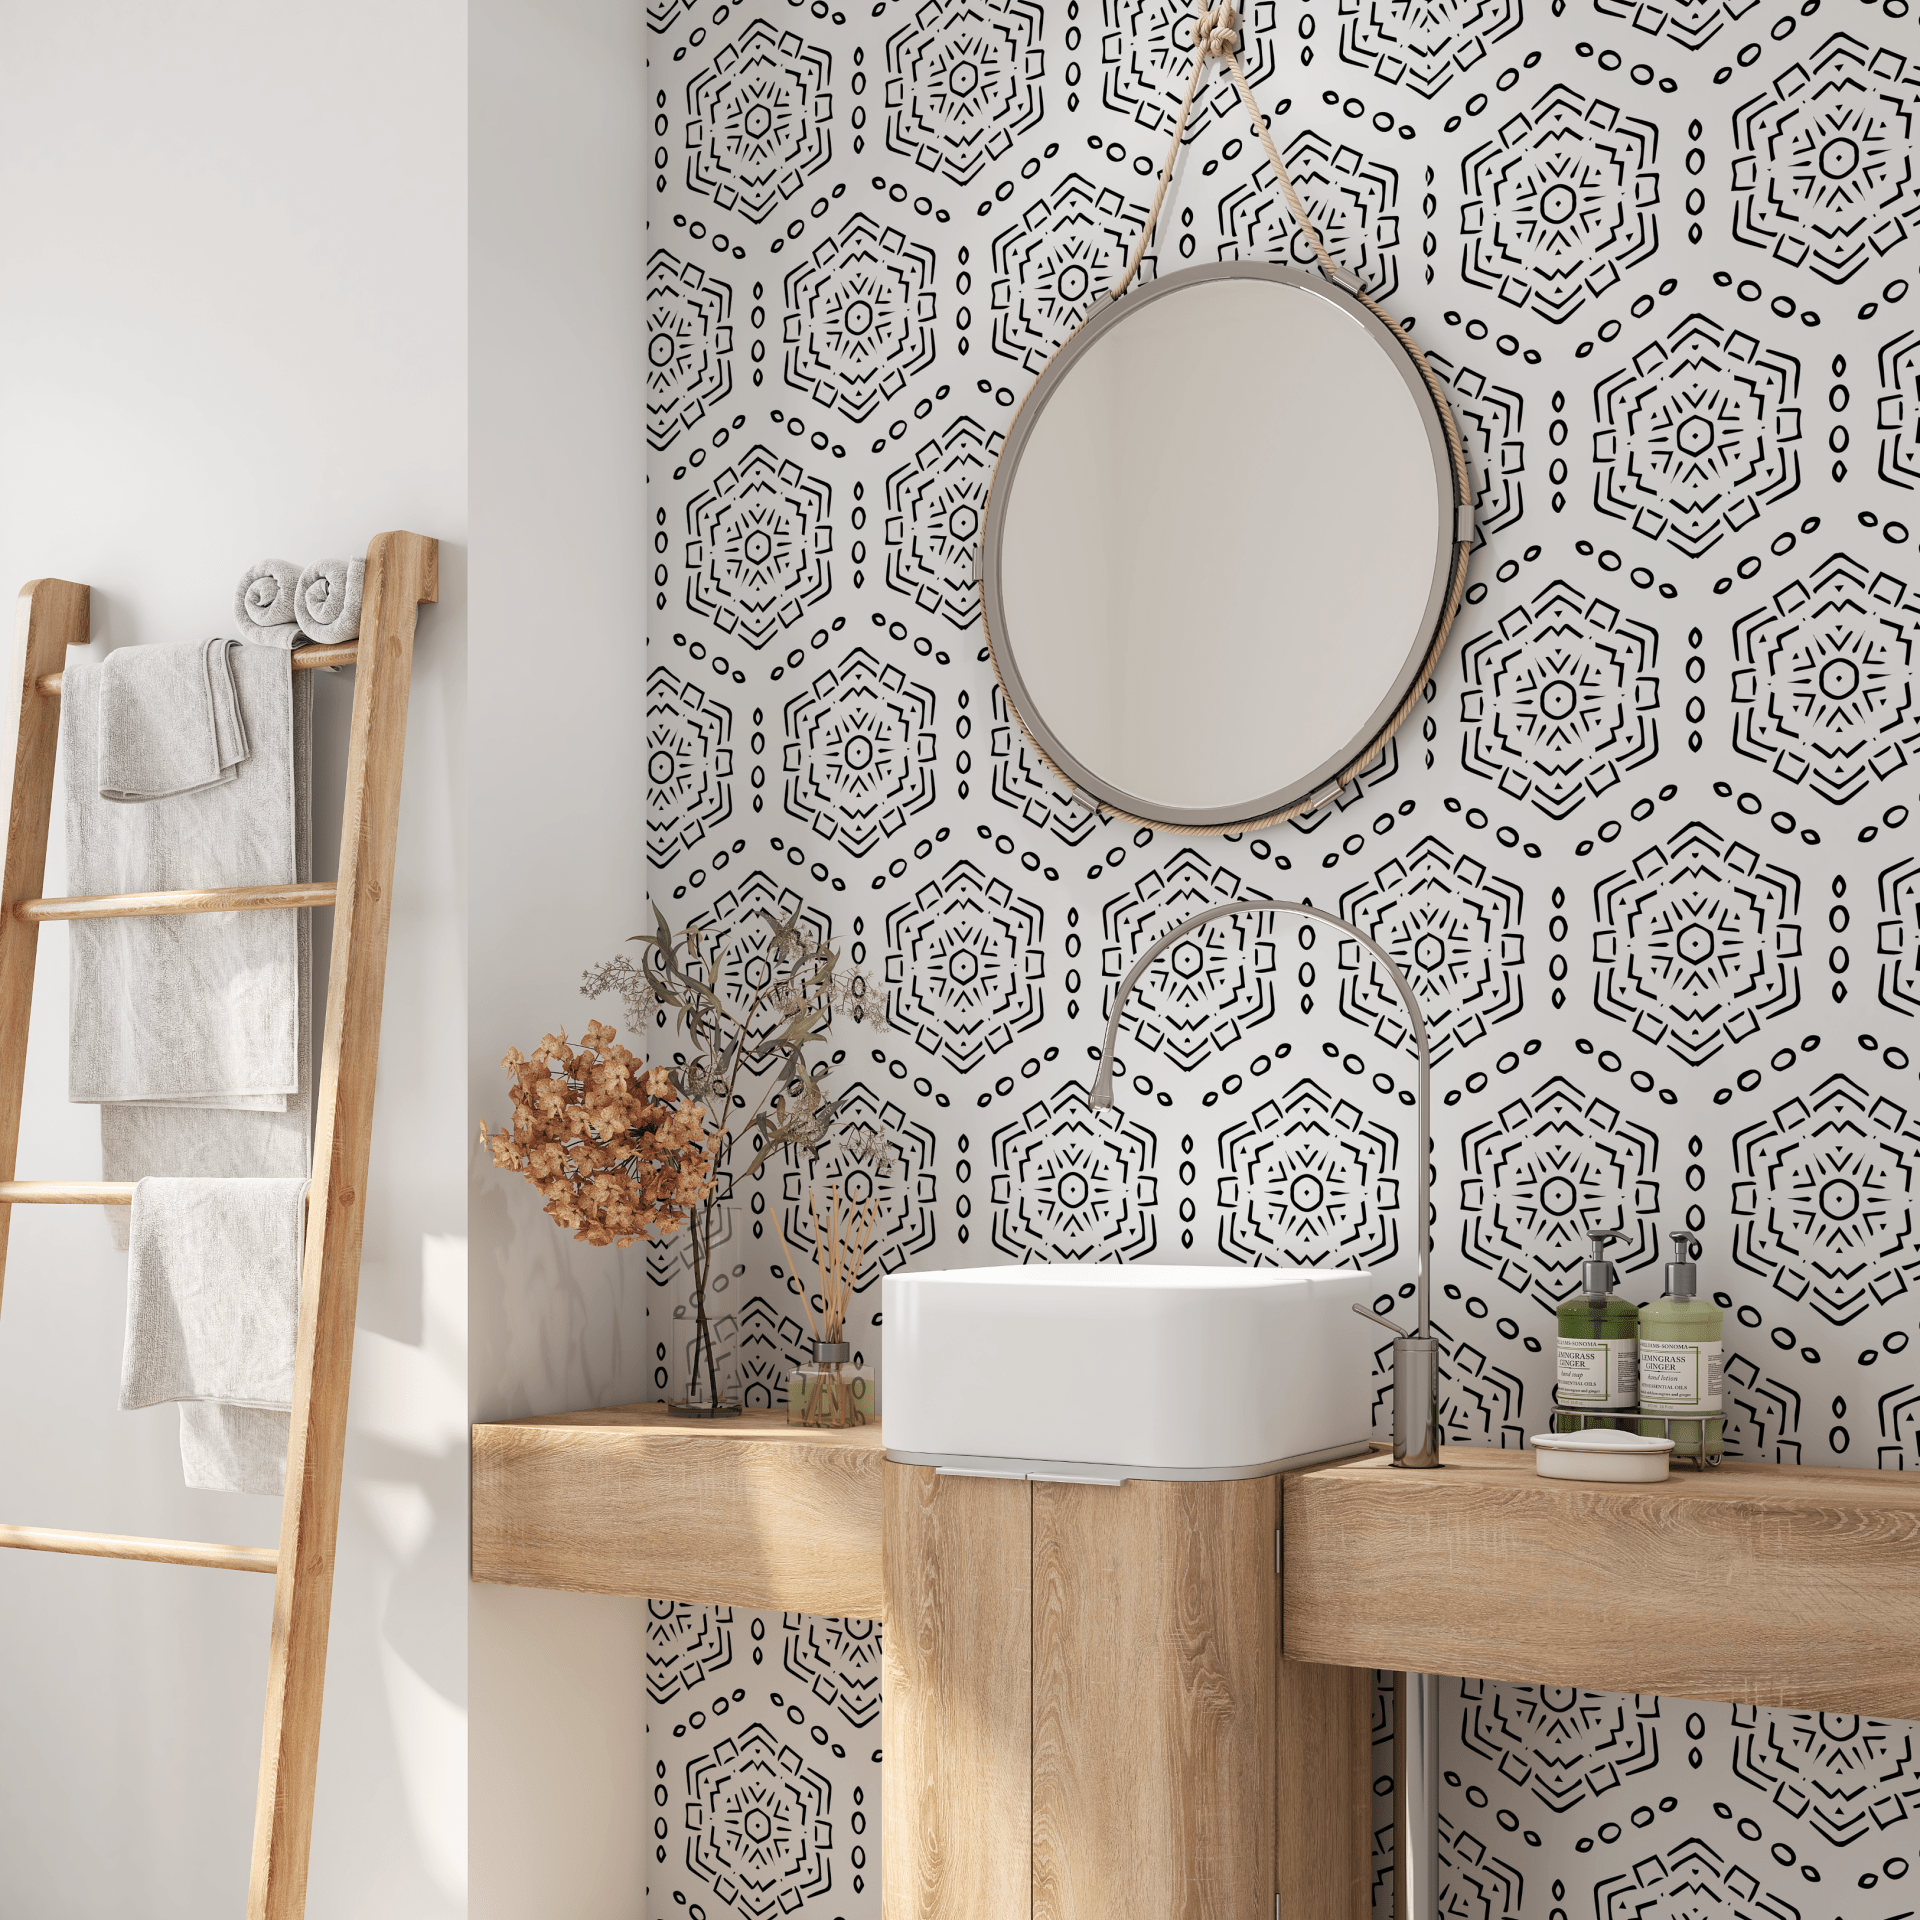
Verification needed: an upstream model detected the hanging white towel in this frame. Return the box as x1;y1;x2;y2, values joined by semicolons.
63;641;301;1108
120;1176;307;1496
96;637;249;804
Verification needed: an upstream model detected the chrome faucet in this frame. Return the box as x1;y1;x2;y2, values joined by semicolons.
1088;897;1439;1471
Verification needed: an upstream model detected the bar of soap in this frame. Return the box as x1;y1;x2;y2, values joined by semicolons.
1529;1428;1673;1484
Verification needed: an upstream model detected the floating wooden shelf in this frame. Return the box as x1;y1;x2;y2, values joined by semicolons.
1282;1445;1920;1718
471;1402;884;1619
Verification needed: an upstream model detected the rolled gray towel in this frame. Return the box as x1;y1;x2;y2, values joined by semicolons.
294;557;364;643
235;558;304;645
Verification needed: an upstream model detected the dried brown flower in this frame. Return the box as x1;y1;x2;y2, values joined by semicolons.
484;1021;716;1248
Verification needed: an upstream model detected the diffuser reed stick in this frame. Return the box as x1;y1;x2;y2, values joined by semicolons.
780;1181;877;1425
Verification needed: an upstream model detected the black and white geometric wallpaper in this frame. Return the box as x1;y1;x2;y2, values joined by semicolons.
644;0;1920;1907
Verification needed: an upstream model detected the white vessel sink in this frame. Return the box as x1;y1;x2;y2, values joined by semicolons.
880;1264;1380;1481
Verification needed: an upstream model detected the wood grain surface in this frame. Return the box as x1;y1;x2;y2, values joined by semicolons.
1284;1445;1920;1716
15;878;337;921
1275;1655;1372;1920
472;1403;885;1615
0;1523;278;1574
883;1463;1032;1920
1032;1475;1276;1920
249;530;437;1920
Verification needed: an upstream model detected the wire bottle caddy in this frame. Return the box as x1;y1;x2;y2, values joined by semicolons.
1550;1403;1725;1468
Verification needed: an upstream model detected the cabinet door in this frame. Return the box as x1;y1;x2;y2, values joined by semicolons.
882;1462;1033;1920
1031;1476;1278;1920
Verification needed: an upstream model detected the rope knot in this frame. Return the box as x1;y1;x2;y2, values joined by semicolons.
1192;0;1239;56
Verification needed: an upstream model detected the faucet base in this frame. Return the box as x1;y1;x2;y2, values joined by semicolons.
1392;1336;1440;1469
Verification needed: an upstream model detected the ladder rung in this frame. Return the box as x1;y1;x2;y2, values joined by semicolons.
0;1523;278;1574
34;639;358;696
14;880;336;923
0;1181;132;1204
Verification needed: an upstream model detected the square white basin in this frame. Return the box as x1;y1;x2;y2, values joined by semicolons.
881;1264;1380;1481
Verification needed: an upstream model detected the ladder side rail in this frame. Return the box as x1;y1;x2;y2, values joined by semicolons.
0;578;90;1315
247;530;437;1920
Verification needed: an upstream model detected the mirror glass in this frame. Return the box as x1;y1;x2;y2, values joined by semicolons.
982;264;1457;831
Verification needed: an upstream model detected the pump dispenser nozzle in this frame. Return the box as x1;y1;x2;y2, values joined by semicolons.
1665;1231;1701;1301
1580;1225;1626;1300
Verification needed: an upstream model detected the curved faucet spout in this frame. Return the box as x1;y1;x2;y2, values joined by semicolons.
1088;897;1432;1343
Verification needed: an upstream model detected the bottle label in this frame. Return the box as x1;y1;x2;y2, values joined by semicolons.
1639;1340;1723;1412
1557;1337;1638;1408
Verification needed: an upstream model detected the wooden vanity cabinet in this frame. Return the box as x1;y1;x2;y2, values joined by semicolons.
884;1460;1357;1920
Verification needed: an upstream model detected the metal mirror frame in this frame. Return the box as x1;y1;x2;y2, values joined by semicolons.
979;260;1470;835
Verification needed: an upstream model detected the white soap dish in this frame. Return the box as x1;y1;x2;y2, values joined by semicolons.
1530;1427;1674;1484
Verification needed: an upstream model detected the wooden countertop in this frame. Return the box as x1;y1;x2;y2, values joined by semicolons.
472;1403;885;1617
1281;1445;1920;1716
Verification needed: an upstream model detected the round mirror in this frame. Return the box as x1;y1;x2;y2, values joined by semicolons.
982;262;1465;832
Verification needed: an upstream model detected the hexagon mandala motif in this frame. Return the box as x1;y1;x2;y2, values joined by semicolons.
988;685;1109;845
1594;821;1803;1065
687;873;835;1066
738;1295;812;1410
1101;849;1281;1072
1733;34;1920;287
1593;312;1803;557
1459;1076;1661;1309
782;646;937;856
1732;1073;1920;1326
783;1615;883;1730
684;1723;834;1920
779;1084;938;1284
1218;130;1401;299
685;445;833;645
884;0;1045;187
782;214;936;422
648;665;734;869
1880;854;1920;1018
1101;0;1278;139
1434;1329;1529;1447
1881;328;1920;492
990;1079;1159;1261
1459;1681;1661;1814
647;249;734;451
1337;836;1524;1064
1590;0;1759;52
1334;0;1523;101
885;415;1003;627
991;173;1153;374
1732;552;1920;805
1426;352;1526;548
884;857;1044;1072
646;1602;734;1704
1459;579;1660;819
1732;1703;1920;1847
1217;1079;1401;1268
1439;1818;1526;1920
1595;1837;1802;1920
1460;84;1660;325
685;20;833;223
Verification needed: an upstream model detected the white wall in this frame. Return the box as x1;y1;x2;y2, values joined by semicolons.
467;2;654;1915
0;5;468;1914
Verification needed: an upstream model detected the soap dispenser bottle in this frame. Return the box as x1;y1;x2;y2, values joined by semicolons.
1638;1232;1723;1457
1555;1226;1638;1416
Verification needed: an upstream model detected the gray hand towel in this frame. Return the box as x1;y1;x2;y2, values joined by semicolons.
97;637;249;804
63;641;300;1107
234;558;305;647
293;558;363;643
121;1175;307;1496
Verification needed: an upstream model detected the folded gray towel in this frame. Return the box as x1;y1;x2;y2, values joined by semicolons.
179;1403;289;1496
234;558;304;647
97;637;248;804
97;670;312;1250
293;558;363;643
122;1176;307;1496
63;642;300;1107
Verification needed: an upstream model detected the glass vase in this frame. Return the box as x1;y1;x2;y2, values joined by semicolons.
786;1341;875;1428
664;1201;743;1418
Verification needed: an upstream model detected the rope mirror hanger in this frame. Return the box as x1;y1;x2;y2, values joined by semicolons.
980;0;1476;838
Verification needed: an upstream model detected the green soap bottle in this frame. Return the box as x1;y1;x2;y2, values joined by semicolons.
1555;1226;1638;1412
1638;1232;1724;1461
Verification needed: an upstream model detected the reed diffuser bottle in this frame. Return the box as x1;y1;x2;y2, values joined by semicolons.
780;1186;876;1428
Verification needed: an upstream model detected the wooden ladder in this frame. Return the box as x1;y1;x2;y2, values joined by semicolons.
0;530;438;1919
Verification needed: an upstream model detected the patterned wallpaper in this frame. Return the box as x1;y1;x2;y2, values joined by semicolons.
642;0;1920;1909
